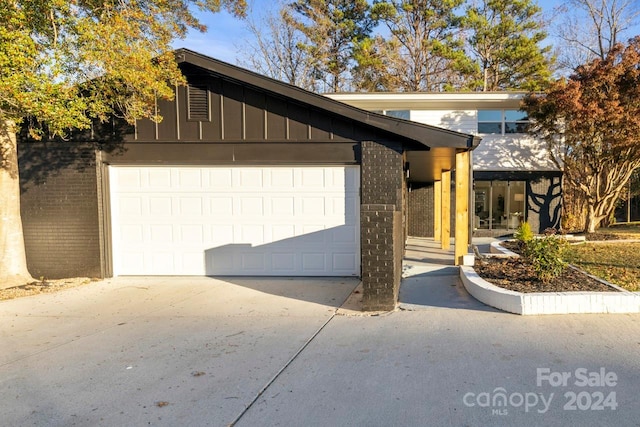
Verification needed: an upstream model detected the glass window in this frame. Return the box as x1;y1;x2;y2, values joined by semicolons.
478;109;529;135
478;110;502;121
473;180;526;230
474;181;491;229
478;122;502;134
505;110;529;134
477;110;502;134
505;122;529;133
504;110;528;122
385;110;410;120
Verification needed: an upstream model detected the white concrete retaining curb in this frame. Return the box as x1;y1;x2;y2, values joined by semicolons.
490;241;518;256
460;266;640;315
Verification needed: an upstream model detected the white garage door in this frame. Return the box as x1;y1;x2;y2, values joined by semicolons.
110;166;360;276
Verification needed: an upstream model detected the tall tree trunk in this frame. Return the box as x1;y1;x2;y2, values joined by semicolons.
0;122;34;289
584;204;602;233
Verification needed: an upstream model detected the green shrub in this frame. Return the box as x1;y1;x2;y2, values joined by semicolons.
524;235;569;283
514;221;534;243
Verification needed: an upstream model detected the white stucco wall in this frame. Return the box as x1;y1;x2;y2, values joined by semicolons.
325;93;561;173
471;134;558;171
409;110;558;172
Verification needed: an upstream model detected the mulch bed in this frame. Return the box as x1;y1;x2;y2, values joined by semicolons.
478;239;617;293
473;257;615;293
0;278;95;301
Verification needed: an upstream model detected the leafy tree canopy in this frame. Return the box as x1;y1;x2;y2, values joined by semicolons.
0;0;245;138
523;37;640;232
0;0;245;288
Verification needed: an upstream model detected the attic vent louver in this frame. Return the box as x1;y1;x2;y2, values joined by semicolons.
188;84;209;121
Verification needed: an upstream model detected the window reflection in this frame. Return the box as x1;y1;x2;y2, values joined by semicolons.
473;180;526;230
477;110;529;135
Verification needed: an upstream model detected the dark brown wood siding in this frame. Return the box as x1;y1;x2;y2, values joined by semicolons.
129;66;384;145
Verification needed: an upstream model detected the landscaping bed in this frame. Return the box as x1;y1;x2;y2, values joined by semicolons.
489;229;640;292
473;257;615;293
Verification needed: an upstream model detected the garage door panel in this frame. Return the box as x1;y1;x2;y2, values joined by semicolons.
111;166;359;276
272;253;295;272
271;198;295;215
149;197;172;215
302;253;326;271
333;253;357;271
183;252;205;272
118;169;143;188
210;197;233;215
176;168;203;187
271;169;294;187
180;225;204;244
148;169;171;187
332;225;358;244
238;169;263;187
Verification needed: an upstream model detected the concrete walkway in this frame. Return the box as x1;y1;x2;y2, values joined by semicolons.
399;237;496;311
2;254;640;426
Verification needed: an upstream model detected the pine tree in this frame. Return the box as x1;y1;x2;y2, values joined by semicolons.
289;0;375;92
356;0;476;92
464;0;553;91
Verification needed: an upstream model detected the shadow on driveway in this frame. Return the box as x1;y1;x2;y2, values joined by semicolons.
399;266;501;313
213;276;360;308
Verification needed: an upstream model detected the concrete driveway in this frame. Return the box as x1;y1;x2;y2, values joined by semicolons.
2;274;640;427
0;276;358;426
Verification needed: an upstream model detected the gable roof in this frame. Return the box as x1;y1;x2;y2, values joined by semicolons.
174;48;480;151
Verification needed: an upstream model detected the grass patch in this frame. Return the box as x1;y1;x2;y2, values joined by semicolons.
586;224;640;241
565;242;640;291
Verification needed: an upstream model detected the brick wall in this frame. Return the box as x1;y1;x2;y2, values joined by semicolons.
18;143;102;279
360;141;404;311
408;184;434;237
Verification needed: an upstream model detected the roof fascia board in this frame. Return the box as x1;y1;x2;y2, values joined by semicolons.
326;93;526;111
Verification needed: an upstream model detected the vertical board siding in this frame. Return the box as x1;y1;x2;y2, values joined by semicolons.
177;84;200;141
222;80;243;140
244;89;267;140
156;87;178;141
266;97;288;140
201;78;223;140
288;104;310;140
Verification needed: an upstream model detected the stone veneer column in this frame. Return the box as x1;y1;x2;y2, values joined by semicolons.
360;141;405;311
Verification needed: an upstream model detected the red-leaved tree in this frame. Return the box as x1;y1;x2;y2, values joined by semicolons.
523;37;640;233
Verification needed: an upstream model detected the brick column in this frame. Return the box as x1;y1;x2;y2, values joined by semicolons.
360;141;404;311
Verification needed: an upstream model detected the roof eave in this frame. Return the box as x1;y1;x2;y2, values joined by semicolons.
174;48;475;151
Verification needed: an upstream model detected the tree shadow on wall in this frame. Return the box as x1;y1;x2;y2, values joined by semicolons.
17;118;131;193
527;176;562;232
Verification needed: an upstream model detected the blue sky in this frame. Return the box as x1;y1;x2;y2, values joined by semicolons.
174;0;637;64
